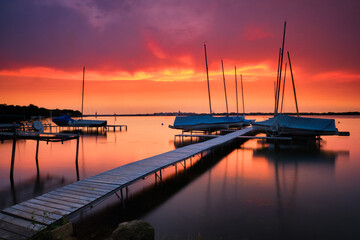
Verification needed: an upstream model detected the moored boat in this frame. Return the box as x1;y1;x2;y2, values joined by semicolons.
52;115;107;127
252;115;339;136
169;115;229;131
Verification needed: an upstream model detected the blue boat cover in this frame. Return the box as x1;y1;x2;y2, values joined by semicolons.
254;115;337;132
172;115;253;127
173;115;228;127
52;115;76;126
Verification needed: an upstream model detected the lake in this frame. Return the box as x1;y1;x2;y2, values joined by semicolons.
0;116;359;239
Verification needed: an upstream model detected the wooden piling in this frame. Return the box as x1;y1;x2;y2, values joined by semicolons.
10;130;17;179
75;135;80;181
35;139;40;176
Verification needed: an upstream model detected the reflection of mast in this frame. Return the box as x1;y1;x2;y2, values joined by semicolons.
274;159;283;216
80;135;85;180
273;150;299;237
222;156;229;203
289;161;298;211
204;168;212;217
235;149;239;199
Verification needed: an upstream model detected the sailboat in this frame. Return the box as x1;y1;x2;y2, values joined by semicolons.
252;22;347;137
170;45;252;131
52;67;107;127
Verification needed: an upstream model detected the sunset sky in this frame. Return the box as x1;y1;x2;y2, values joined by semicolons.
1;0;359;114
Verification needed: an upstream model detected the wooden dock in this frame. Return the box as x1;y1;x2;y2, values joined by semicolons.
51;124;127;132
0;127;254;239
0;131;80;180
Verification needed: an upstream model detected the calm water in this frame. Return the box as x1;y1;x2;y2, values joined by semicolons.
0;116;359;239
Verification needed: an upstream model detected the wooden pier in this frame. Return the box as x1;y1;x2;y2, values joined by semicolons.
50;124;127;132
0;131;80;180
0;127;254;239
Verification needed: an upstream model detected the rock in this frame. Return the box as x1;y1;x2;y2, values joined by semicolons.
112;220;154;240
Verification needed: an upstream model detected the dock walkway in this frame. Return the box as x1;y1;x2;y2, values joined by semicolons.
0;127;253;239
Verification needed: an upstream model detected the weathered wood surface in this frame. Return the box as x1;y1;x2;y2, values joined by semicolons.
0;127;253;239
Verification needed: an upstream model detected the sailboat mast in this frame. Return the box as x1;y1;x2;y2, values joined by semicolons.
274;48;281;115
280;63;287;114
204;44;212;114
241;74;245;117
221;60;229;117
81;66;85;119
287;51;299;117
276;21;287;114
235;66;239;117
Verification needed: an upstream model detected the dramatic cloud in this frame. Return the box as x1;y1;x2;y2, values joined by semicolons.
0;0;359;112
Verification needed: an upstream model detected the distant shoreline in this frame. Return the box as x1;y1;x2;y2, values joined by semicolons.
84;112;360;117
0;104;81;123
1;104;359;123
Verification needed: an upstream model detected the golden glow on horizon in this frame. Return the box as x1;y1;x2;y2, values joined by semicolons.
1;63;359;114
313;71;360;82
0;63;274;82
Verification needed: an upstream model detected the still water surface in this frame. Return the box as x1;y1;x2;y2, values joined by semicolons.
0;116;359;239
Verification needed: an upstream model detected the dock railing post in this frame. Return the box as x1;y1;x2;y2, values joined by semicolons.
10;129;17;179
120;188;125;208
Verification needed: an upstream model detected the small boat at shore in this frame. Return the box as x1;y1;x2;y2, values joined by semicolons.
169;115;229;131
52;115;107;127
169;115;254;131
252;115;339;136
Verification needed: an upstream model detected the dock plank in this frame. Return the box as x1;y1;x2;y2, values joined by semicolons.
73;180;120;190
0;213;46;232
35;196;82;210
10;204;63;221
2;207;53;225
45;192;93;204
54;187;104;199
0;228;27;240
0;220;36;238
39;194;87;207
22;200;71;216
62;184;110;196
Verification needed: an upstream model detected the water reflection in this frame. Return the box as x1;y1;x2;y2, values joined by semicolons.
73;140;242;239
0;116;358;240
0;174;70;209
142;138;354;240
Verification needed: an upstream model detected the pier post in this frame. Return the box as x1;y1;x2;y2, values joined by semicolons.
120;188;125;208
35;139;40;176
10;130;17;179
160;169;162;183
75;135;80;181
